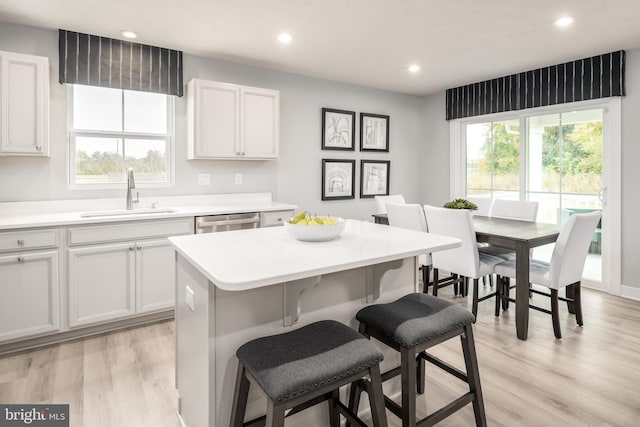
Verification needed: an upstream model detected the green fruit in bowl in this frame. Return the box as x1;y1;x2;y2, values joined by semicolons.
290;211;307;224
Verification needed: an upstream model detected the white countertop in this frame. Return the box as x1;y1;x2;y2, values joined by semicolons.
0;193;296;230
169;219;461;291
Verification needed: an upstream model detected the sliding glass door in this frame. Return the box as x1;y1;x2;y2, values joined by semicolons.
461;105;610;287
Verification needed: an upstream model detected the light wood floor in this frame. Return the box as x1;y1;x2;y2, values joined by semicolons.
1;287;640;426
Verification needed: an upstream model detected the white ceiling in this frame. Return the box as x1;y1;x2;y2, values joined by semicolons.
1;0;639;95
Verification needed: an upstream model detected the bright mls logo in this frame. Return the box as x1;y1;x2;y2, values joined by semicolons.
0;405;69;426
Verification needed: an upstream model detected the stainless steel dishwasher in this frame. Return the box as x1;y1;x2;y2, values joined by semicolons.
195;212;261;234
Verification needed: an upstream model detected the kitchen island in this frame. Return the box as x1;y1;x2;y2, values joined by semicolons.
169;219;460;427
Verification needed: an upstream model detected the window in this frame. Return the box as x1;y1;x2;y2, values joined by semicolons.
68;85;174;187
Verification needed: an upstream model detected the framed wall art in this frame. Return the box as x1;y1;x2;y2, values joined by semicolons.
360;160;390;198
322;159;355;200
322;108;355;150
360;113;389;152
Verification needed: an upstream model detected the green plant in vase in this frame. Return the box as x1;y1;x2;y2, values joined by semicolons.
443;198;478;210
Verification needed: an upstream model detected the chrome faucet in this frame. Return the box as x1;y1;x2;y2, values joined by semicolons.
126;168;139;210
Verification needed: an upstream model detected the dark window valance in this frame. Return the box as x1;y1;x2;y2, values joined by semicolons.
445;50;625;120
58;29;183;97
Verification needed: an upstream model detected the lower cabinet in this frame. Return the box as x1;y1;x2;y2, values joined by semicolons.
68;243;135;327
66;218;193;329
0;251;60;341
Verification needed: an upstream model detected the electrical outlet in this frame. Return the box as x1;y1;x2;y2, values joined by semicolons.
198;174;211;186
185;285;195;311
235;173;243;185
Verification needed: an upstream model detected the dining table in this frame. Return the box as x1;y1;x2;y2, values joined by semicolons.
372;213;561;340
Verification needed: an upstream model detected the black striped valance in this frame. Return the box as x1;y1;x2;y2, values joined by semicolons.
58;29;183;96
445;50;625;120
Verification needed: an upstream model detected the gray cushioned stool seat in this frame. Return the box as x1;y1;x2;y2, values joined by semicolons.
236;320;383;403
356;293;476;347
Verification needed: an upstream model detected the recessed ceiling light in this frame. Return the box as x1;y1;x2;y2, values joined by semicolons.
277;33;292;44
408;64;420;73
121;30;138;39
554;16;574;27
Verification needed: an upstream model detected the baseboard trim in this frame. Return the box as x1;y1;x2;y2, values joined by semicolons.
620;285;640;301
0;310;174;356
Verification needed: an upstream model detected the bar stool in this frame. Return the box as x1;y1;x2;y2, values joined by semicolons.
349;293;487;427
230;320;388;427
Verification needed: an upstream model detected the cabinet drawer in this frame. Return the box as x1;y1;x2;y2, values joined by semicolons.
0;229;59;252
261;210;293;228
68;218;193;245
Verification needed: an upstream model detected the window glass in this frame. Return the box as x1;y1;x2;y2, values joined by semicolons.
124;90;168;134
73;85;122;131
74;137;123;184
69;85;172;187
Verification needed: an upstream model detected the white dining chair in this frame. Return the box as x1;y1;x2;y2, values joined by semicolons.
490;199;539;222
374;194;405;214
494;211;601;338
423;205;504;318
386;202;432;292
466;196;492;217
480;199;539;260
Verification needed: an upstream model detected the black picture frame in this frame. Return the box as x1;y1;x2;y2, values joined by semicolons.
360;113;390;152
321;159;356;200
321;108;356;150
360;160;390;198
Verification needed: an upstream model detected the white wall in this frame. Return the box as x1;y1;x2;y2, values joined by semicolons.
0;22;425;221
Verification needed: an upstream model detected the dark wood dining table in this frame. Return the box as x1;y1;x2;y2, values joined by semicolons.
372;213;561;340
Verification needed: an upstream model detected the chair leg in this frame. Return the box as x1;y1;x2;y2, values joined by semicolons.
565;282;576;314
489;274;494;288
328;388;340;427
366;364;389;427
573;282;584;326
460;325;488;427
230;362;250;427
452;273;459;296
400;347;417;427
550;289;562;339
501;277;510;310
266;399;286;427
433;269;439;296
422;265;431;293
472;278;479;320
346;381;362;427
416;353;425;394
494;275;502;317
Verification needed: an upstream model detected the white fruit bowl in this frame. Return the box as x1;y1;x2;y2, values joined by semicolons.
283;217;346;242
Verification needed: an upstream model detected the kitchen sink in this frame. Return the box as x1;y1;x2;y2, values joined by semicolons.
80;208;179;218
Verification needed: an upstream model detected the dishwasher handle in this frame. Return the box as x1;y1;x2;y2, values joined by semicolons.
197;214;261;228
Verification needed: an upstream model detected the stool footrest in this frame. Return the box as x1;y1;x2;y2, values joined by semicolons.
335;400;368;427
419;352;468;383
381;366;402;382
416;392;475;427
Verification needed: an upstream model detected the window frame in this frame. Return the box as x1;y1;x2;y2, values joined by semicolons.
67;85;175;190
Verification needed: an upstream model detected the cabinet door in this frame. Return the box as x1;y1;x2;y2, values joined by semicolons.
0;51;49;156
68;243;135;327
0;251;60;342
240;87;279;158
188;79;239;158
136;239;175;313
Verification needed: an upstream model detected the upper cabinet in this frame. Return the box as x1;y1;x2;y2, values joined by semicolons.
0;50;50;156
187;79;279;160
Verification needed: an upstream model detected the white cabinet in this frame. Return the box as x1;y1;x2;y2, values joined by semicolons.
68;243;135;327
136;239;176;313
0;50;49;156
261;210;294;228
0;228;60;343
187;79;279;159
67;219;192;328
